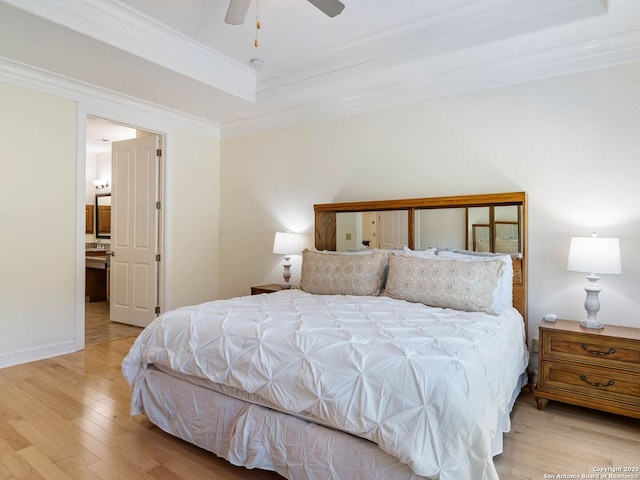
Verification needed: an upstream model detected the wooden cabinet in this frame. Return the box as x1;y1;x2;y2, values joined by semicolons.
535;319;640;418
86;204;94;234
97;205;111;235
251;284;285;295
86;251;109;302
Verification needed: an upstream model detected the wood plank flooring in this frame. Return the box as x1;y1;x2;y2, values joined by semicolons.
1;337;638;480
85;301;142;346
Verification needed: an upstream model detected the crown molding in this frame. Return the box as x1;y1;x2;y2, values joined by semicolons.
4;0;604;106
0;56;220;139
2;0;256;103
221;28;640;138
1;0;632;140
256;0;606;100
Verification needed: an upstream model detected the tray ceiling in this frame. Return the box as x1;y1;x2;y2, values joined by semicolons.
1;0;639;137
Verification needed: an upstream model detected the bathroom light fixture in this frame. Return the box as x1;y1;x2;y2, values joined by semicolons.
273;231;302;288
567;233;621;329
92;179;110;190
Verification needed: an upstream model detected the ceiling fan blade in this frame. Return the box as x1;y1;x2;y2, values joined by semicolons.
306;0;345;18
225;0;251;25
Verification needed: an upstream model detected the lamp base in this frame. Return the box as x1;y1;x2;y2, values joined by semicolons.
579;319;604;330
281;257;292;289
581;275;604;330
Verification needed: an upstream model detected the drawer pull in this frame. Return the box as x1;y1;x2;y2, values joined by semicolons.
581;343;616;356
580;375;615;388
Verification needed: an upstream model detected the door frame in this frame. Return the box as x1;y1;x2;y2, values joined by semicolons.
76;112;165;350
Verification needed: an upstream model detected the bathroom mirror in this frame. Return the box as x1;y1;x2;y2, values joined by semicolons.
95;193;111;239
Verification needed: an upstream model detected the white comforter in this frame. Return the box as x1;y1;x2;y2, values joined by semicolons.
122;289;528;480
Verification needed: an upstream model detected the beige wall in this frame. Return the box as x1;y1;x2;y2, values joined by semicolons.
163;129;221;309
2;60;639;368
220;62;640;346
0;83;78;355
0;79;221;367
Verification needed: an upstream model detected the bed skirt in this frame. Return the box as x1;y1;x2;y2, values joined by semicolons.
132;366;526;480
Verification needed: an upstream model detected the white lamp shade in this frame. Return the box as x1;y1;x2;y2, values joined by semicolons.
273;232;301;255
567;236;621;274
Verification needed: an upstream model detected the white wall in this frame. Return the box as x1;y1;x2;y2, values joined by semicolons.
85;152;97;204
220;62;640;351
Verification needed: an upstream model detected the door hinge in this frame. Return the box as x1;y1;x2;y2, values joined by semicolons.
155;254;161;262
156;148;162;157
155;306;160;315
156;201;161;210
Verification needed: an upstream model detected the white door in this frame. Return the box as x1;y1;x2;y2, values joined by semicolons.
377;211;409;250
110;135;160;327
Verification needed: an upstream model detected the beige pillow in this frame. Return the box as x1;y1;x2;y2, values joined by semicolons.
300;249;387;296
384;254;503;314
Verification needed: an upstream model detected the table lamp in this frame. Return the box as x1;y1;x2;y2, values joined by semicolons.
567;233;621;329
273;231;301;288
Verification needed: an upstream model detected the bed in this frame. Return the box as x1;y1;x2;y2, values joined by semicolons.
122;192;529;480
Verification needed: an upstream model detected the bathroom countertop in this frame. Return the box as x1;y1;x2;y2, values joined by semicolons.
86;255;108;269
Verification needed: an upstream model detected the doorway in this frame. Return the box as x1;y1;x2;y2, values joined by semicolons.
84;117;162;345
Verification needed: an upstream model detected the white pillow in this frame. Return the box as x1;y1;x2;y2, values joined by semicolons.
401;246;438;258
315;248;375;255
436;250;513;312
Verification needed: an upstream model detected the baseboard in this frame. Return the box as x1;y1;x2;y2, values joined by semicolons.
0;340;78;369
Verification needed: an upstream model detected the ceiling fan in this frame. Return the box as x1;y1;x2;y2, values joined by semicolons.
225;0;345;26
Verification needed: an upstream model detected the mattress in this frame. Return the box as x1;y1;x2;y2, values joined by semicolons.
123;289;529;479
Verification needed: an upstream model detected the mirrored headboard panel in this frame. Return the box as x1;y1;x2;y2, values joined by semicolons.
314;192;528;325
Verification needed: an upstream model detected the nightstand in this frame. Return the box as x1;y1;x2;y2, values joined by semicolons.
535;319;640;418
250;284;285;295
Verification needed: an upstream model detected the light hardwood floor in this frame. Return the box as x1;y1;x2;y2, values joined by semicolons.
85;301;142;346
0;337;638;480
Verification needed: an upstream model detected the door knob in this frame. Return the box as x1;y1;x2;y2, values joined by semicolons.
109;251;115;256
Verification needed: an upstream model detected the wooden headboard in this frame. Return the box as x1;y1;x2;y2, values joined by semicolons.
314;192;528;331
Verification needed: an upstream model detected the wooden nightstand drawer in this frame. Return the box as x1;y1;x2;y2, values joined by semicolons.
542;330;640;372
540;361;640;405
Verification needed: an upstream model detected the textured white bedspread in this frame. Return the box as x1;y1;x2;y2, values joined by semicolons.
122;289;528;479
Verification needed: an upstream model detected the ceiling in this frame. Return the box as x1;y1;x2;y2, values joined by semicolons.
1;0;640;138
86;117;137;154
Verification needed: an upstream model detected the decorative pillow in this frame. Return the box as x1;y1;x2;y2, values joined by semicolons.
384;254;504;314
436;249;514;312
474;240;490;252
300;249;387;296
495;238;519;254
